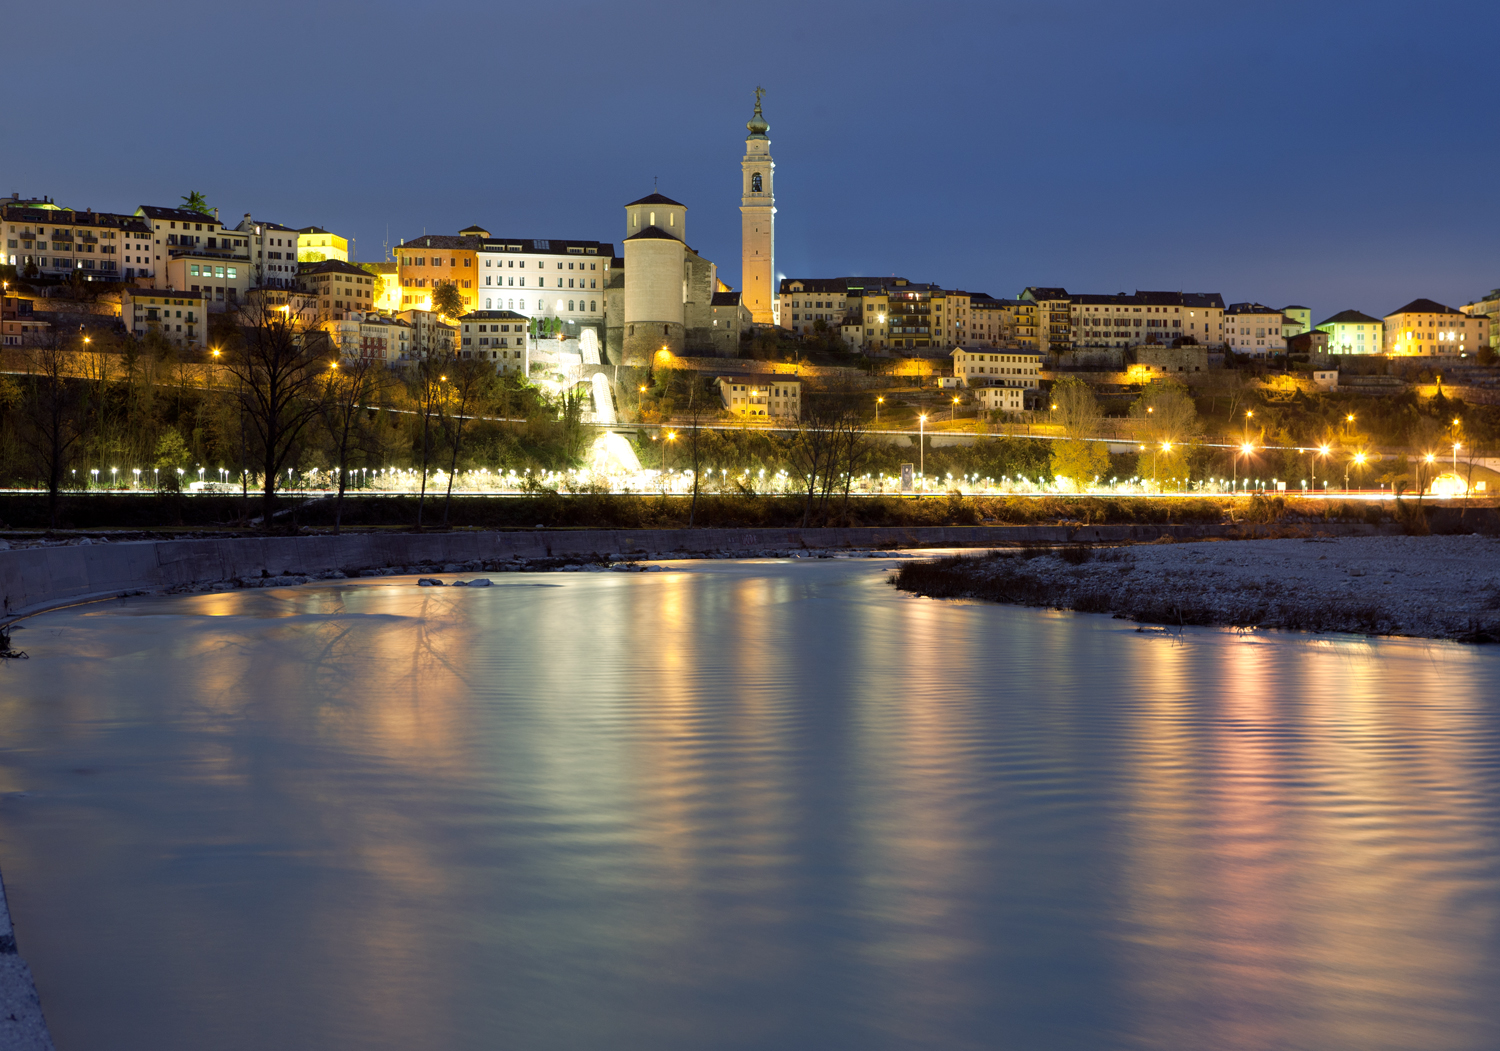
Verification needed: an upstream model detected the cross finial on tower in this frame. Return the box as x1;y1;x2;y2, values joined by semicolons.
754;85;764;112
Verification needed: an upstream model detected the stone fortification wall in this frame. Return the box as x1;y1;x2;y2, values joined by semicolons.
0;522;1422;623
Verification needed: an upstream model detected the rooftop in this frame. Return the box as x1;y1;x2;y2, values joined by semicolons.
1388;298;1462;317
625;192;686;208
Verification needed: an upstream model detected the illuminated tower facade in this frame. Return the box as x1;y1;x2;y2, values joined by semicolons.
740;87;777;326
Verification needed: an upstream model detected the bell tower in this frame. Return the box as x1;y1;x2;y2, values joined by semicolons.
740;87;777;326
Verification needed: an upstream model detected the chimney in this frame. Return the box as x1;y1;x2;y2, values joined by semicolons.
213;207;219;220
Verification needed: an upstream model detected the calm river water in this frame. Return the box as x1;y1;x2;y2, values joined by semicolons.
1;558;1498;1051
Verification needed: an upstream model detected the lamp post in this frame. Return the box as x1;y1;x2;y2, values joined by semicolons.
918;414;927;495
876;395;883;425
1453;441;1462;494
952;394;960;422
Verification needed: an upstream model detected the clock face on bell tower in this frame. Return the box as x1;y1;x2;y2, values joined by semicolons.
740;87;777;326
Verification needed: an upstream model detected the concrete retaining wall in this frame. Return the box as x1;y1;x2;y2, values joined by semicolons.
1;523;1408;623
0;870;55;1050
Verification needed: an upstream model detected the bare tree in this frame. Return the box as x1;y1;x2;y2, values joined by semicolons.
683;378;708;526
405;353;450;531
18;332;83;528
437;355;495;527
321;354;385;535
221;301;328;530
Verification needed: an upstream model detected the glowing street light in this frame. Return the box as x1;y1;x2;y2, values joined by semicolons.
918;413;927;494
876;395;883;425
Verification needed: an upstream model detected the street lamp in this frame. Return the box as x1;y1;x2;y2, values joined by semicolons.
918;413;927;494
951;394;960;421
1453;441;1462;492
876;395;883;425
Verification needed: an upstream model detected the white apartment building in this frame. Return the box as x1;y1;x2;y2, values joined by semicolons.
458;310;531;375
1224;302;1289;357
974;385;1025;412
465;230;612;334
232;214;300;288
134;205;250;290
1315;310;1383;354
950;348;1042;388
121;288;208;349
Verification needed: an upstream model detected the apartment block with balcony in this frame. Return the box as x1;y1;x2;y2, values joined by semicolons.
134;206;249;291
2;295;51;346
223;214;299;288
122;288;207;349
1019;287;1073;353
1224;302;1289;357
1071;291;1224;350
458;309;531;374
717;375;800;420
1383;298;1488;356
3;202;143;282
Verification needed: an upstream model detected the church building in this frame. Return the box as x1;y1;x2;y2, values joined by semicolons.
606;91;773;365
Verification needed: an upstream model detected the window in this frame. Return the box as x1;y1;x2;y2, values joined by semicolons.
751;172;762;192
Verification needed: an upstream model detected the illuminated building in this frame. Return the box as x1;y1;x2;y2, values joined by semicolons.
717;375;800;419
230;213;299;288
393;308;456;358
973;385;1025;412
1;295;50;346
951;348;1042;388
297;226;348;263
1459;290;1500;351
1224;302;1290;357
395;233;480;315
297;259;377;321
1382;298;1488;356
321;313;413;362
614;192;721;365
1283;305;1312;336
473;232;612;342
1020;286;1074;353
1071;291;1226;349
3;202;144;282
1315;309;1383;354
458;309;530;374
122;288;207;348
363;262;401;312
740;89;777;326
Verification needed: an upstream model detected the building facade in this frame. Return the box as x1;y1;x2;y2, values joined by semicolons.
297;259;377;322
395;233;481;315
1070;291;1225;349
1383;298;1488;356
1224;302;1289;357
1460;290;1500;350
950;348;1043;388
473;234;612;341
230;214;300;288
740;89;777;326
717;375;800;419
122;288;207;349
1315;309;1383;354
1;295;50;346
297;227;348;263
3;203;145;282
617;193;718;365
458;309;531;374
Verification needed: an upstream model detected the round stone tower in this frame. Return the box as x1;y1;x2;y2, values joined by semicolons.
622;192;688;366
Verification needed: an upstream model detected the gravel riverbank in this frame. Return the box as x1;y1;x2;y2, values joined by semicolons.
892;535;1500;641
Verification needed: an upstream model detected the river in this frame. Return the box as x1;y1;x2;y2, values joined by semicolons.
1;558;1497;1050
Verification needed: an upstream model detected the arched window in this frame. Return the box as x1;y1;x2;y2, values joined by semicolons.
590;300;596;312
751;172;762;192
650;211;656;226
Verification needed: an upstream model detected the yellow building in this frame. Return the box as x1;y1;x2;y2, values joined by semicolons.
1383;298;1488;356
717;374;800;419
297;227;348;263
3;202;144;282
363;262;401;312
297;259;377;322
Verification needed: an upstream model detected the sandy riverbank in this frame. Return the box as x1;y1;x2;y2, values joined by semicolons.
892;535;1500;641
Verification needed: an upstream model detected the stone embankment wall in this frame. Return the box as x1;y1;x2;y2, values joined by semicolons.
0;523;1416;623
0;869;55;1050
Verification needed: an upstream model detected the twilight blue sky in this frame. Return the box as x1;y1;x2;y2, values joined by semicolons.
9;0;1497;323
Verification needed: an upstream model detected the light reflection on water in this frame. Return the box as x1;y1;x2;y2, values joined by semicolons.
0;561;1497;1051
